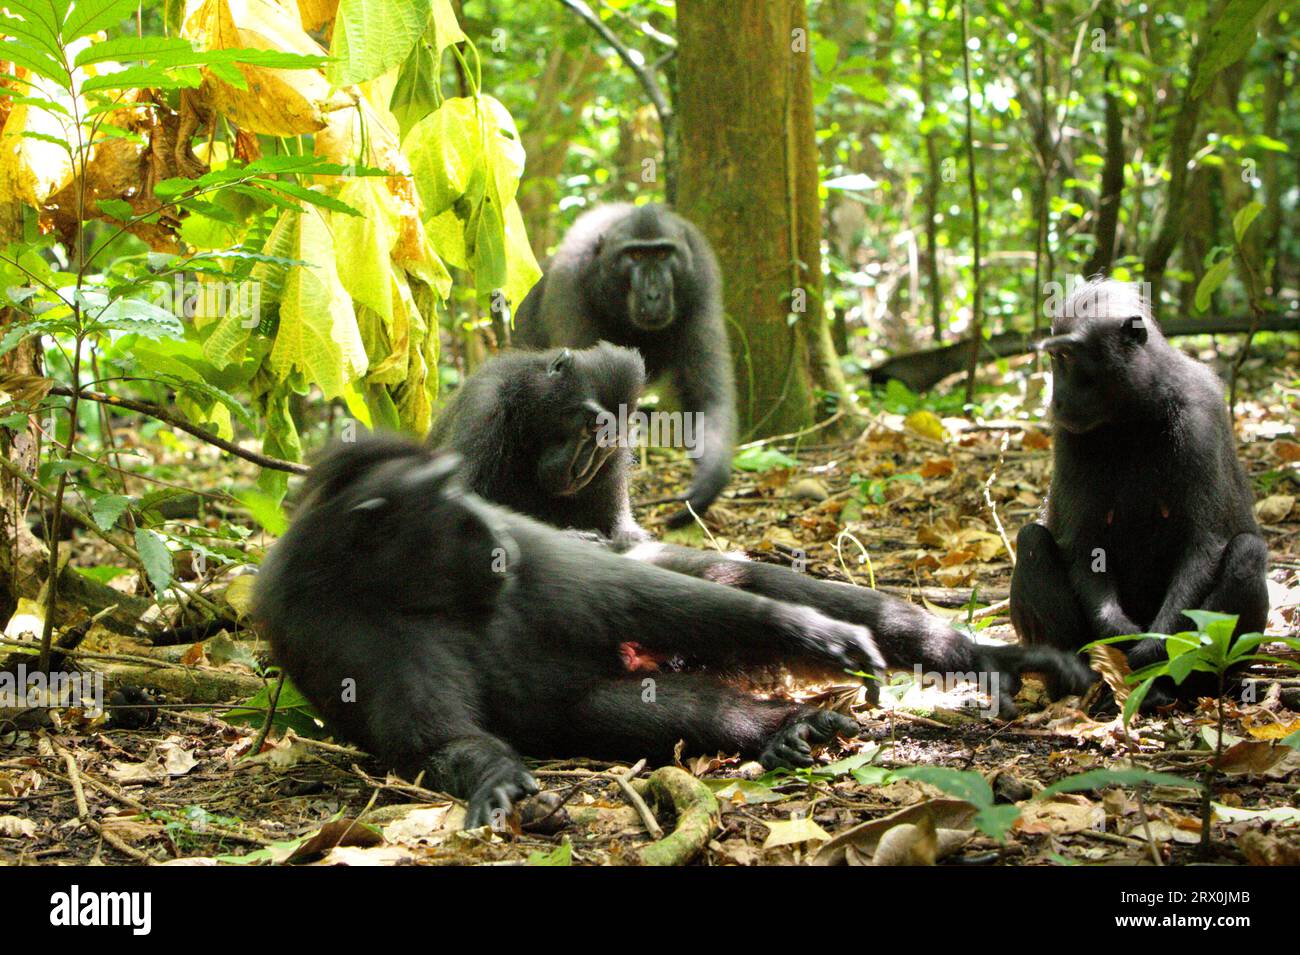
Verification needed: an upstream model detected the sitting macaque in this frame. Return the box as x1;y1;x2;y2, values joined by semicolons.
1010;279;1270;679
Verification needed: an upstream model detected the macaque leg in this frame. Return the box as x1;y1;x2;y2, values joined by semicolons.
568;674;857;769
1010;523;1093;651
1194;533;1270;635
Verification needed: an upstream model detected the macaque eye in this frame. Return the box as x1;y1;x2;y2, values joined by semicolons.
1053;353;1070;370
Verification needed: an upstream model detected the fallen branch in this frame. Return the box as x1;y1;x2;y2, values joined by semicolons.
611;759;662;839
868;313;1300;392
46;385;308;475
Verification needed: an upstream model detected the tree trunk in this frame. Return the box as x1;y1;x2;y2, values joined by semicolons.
1082;1;1124;277
0;198;46;622
1143;5;1211;314
676;0;840;437
919;23;944;342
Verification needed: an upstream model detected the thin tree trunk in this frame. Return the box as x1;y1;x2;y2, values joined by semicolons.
788;0;850;418
1083;0;1124;277
1143;8;1211;314
919;22;944;342
959;0;983;407
676;0;827;436
1258;14;1285;293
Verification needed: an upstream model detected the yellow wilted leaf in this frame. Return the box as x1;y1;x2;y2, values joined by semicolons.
295;0;339;32
762;815;831;849
183;0;352;136
1245;719;1300;741
333;177;397;324
224;575;257;618
270;207;368;399
904;409;947;442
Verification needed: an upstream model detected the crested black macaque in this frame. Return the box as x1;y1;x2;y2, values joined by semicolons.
254;436;883;827
430;346;1096;712
1010;279;1270;680
513;203;735;528
428;343;648;542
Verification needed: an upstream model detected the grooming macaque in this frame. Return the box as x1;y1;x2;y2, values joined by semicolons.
254;437;882;826
514;203;735;527
1010;279;1270;675
428;343;647;542
430;347;1096;712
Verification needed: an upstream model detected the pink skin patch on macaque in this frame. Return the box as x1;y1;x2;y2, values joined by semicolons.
619;641;666;672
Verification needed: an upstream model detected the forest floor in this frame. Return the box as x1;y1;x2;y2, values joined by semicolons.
1;348;1297;866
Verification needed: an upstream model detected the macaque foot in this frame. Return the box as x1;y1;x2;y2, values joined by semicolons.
759;709;860;769
464;763;540;830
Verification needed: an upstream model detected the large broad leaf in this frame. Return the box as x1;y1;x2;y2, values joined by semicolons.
328;0;431;86
204;209;300;368
90;493;132;532
390;38;439;136
332;178;396;325
429;0;466;56
134;528;174;594
1038;769;1202;800
257;385;303;503
502;198;541;310
269;207;368;400
1194;254;1233;312
1190;0;1273;99
404;97;487;219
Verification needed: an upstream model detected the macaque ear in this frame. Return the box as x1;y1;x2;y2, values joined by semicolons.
398;453;463;494
1121;316;1149;345
548;349;573;377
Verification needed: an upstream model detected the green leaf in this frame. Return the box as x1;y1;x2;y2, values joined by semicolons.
1122;676;1157;726
90;493;132;531
1191;0;1272;99
1232;201;1264;243
236;489;288;536
134;528;173;593
390;38;439;136
0;317;75;357
255;180;363;217
75;565;132;585
429;0;467;56
1182;610;1238;643
972;805;1021;842
81;65;205;93
892;767;994;808
527;840;572;866
269;208;368;400
328;0;431;86
0;38;70;86
1282;730;1300;751
89;297;185;340
95;198;135;221
1038;769;1202;800
225;675;322;736
63;0;140;42
733;447;798;473
1194;255;1233;312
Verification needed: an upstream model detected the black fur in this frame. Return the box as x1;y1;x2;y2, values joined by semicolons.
1011;279;1270;676
514;204;735;528
429;352;1096;713
428;344;647;542
254;437;879;827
